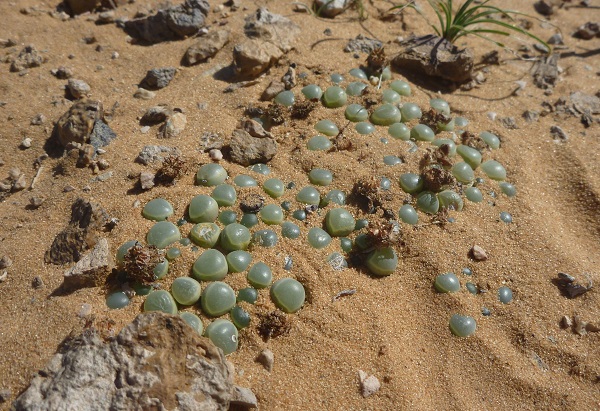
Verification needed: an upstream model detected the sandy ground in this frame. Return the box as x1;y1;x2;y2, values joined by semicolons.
0;0;599;409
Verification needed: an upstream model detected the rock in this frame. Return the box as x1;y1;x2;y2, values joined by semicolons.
21;137;32;148
45;198;113;265
51;66;74;79
344;34;382;54
533;54;560;89
233;8;300;78
0;388;11;403
554;272;592;298
230;386;258;409
240;118;272;138
575;22;599;40
209;149;223;161
500;117;518;130
141;67;177;90
358;370;380;398
281;64;297;90
534;0;556;16
89;119;117;149
233;39;283;78
550;125;568;141
522;110;539;123
97;10;115;24
261;80;285;101
0;272;7;282
470;245;488;261
256;349;274;372
30;113;46;125
136;145;181;165
392;35;474;83
547;33;564;45
13;312;234;410
0;256;12;269
140;172;155;190
160;112;187;138
32;276;44;289
199;132;224;151
63;238;112;290
65;0;100;15
184;29;230;65
29;196;45;208
54;99;103;147
141;105;174;125
313;0;351;18
77;144;95;167
67;79;91;99
124;0;210;44
10;45;46;72
12;173;27;191
133;88;156;100
229;129;277;166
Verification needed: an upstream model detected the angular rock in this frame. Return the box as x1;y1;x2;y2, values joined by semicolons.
13;312;234;410
0;256;12;269
141;67;177;90
344;34;382;54
45;198;113;265
550;125;568;141
133;88;156;100
233;8;300;78
256;349;274;372
392;35;474;83
261;80;285;101
136;145;181;165
575;22;599;40
470;245;488;261
140;172;155;190
533;54;559;89
199;132;224;151
51;66;74;79
184;29;230;65
314;0;351;18
90;119;117;149
230;386;258;409
63;238;112;289
124;0;210;44
10;45;46;72
160;112;187;138
229;128;277;166
240;118;272;138
67;79;91;99
54;99;103;147
358;370;380;398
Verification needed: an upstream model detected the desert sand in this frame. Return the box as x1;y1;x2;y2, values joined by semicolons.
0;0;599;409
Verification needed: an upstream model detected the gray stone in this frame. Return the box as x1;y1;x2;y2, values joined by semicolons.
63;238;112;289
533;54;559;89
89;119;117;149
136;146;181;165
124;0;210;44
67;79;91;99
575;22;599;40
314;0;351;18
10;45;46;72
13;312;234;410
233;8;300;78
230;386;258;408
54;99;103;147
240;118;272;138
141;105;174;125
344;34;382;54
51;66;74;79
160;112;187;138
12;174;27;191
229;128;277;166
141;67;177;90
184;29;230;65
30;114;46;125
392;35;473;83
0;256;12;269
550;125;568;141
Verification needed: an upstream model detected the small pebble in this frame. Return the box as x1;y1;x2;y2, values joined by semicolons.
358;370;381;398
32;276;43;289
209;149;223;161
256;349;274;372
470;245;488;261
482;307;491;316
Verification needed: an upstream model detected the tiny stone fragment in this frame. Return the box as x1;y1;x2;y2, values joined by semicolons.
209;149;223;161
358;370;381;398
561;315;572;329
52;66;74;79
21;138;32;148
32;276;44;289
13;174;27;191
522;110;539;123
550;125;568;141
256;349;274;372
470;245;488;261
574;22;599;40
0;256;12;269
30;114;46;125
29;196;45;208
63;238;112;290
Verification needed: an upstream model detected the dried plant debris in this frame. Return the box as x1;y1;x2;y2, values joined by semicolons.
366;46;388;75
562;315;600;336
121;242;165;285
554;272;592;298
421;166;455;192
366;221;403;248
258;310;290;340
533;54;560;90
352;178;392;213
154;154;188;186
291;100;317;119
420;109;453;133
419;146;453;170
